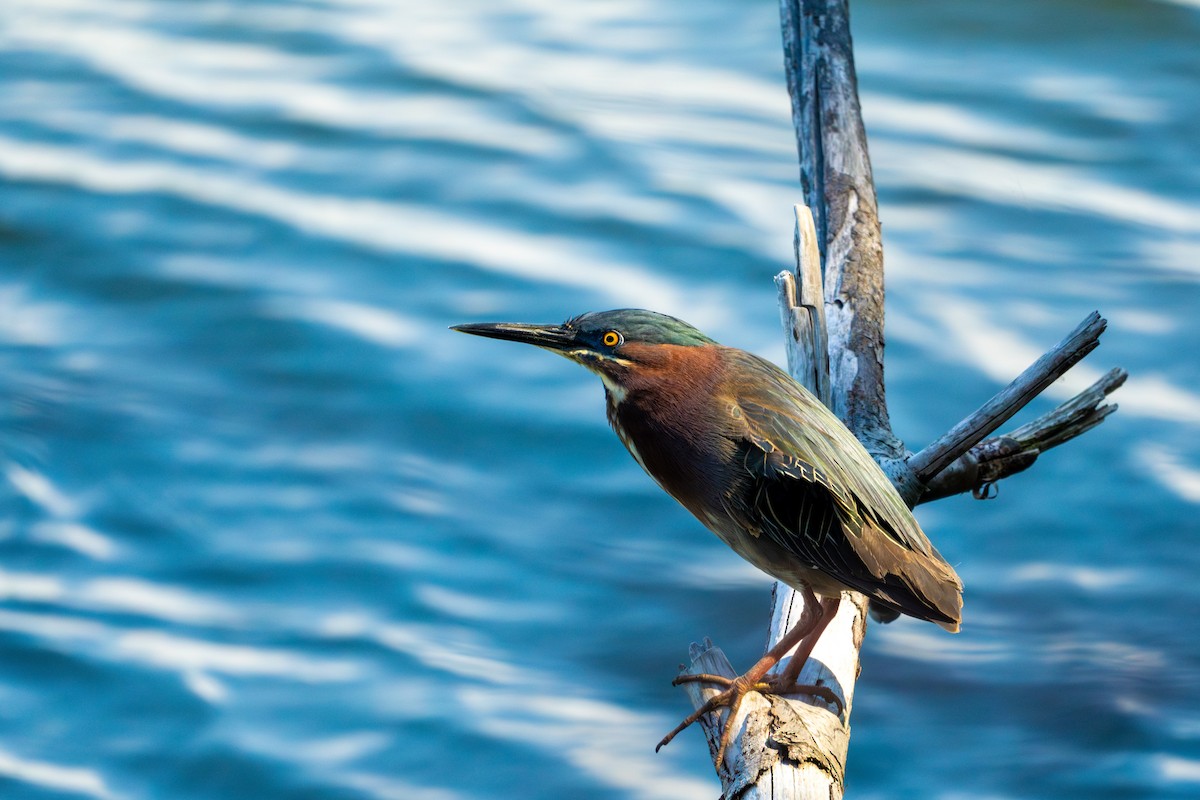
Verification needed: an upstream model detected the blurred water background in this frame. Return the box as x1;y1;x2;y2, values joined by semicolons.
1;0;1198;797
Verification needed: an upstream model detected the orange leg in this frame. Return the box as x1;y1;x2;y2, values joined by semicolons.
775;595;840;688
657;590;842;767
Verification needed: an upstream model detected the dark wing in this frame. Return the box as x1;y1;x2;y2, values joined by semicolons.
725;351;963;631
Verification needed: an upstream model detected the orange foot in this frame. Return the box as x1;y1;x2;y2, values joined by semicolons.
656;671;842;766
655;592;843;766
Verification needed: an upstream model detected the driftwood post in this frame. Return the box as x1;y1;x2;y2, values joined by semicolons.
671;1;1126;797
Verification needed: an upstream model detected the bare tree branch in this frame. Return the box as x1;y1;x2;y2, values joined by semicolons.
908;312;1109;483
921;368;1127;502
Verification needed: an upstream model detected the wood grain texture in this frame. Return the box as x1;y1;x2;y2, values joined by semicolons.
780;0;899;459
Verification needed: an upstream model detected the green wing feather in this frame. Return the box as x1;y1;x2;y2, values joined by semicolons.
724;349;963;630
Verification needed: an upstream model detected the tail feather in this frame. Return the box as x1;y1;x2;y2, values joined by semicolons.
850;518;964;632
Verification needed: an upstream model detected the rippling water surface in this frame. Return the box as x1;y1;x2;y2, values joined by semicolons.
1;1;1198;797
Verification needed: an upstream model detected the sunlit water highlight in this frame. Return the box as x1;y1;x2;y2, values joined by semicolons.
1;0;1198;798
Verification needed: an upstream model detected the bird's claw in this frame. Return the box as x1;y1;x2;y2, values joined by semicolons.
776;680;844;715
671;672;734;688
656;675;754;766
658;674;844;767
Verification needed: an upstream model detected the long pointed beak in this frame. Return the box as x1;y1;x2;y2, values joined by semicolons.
450;321;577;352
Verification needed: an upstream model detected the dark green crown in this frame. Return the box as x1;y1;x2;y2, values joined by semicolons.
567;309;715;347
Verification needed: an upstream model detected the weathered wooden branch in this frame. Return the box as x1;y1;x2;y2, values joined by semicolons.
669;0;1123;796
779;205;831;409
781;0;898;457
907;312;1108;482
921;367;1127;502
675;613;858;799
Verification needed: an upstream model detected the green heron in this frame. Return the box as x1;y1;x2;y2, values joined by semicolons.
453;309;962;763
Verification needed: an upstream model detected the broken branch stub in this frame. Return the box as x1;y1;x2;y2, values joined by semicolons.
920;367;1127;503
908;311;1108;484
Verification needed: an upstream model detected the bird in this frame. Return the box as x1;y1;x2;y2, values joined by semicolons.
452;308;962;765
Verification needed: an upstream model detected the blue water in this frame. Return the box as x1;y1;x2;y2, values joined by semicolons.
1;1;1198;797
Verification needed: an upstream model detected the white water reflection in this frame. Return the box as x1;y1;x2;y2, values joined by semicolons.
0;749;118;800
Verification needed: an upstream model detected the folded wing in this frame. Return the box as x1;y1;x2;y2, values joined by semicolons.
726;352;963;631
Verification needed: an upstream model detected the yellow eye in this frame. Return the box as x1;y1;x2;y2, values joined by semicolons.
602;331;620;347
